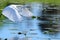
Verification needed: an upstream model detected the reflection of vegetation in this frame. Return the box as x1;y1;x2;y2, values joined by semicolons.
40;23;58;34
0;15;6;20
0;0;8;21
0;10;6;27
38;4;59;35
0;0;9;9
0;22;3;26
0;10;6;21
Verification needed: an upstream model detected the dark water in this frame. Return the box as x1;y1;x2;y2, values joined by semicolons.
0;3;60;40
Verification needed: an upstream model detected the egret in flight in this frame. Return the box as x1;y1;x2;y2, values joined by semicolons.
2;5;33;22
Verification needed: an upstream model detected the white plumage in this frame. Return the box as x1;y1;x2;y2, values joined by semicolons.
2;5;33;22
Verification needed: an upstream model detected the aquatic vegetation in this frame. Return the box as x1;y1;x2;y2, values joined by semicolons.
32;16;36;19
18;32;22;35
5;38;7;40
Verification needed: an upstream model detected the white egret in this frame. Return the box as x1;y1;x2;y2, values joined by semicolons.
2;5;33;22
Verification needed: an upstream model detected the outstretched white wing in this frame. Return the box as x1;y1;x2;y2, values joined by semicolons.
16;6;33;18
2;5;33;22
2;5;22;22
